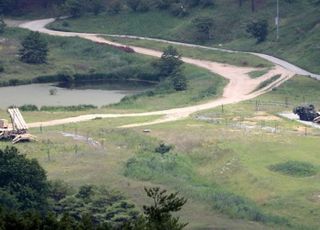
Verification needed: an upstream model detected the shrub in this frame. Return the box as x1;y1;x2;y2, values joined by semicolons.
246;19;269;43
107;0;122;14
172;70;187;91
19;104;39;111
269;161;317;177
170;3;189;17
40;104;97;112
192;16;215;42
155;142;173;155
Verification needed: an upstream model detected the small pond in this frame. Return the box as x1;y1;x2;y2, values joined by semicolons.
0;81;153;108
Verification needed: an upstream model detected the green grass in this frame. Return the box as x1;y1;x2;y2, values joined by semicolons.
249;68;271;78
4;72;320;228
269;161;318;177
104;36;273;68
0;117;272;230
0;28;153;85
257;75;320;109
255;74;281;91
109;64;227;111
48;1;320;73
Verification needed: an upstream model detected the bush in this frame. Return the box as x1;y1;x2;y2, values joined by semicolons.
170;3;189;17
155;142;173;155
107;0;122;14
269;161;317;177
40;104;97;112
172;70;187;91
192;16;215;42
246;19;269;43
19;104;39;111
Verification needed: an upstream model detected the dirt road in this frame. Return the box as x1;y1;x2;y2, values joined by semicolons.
16;18;295;128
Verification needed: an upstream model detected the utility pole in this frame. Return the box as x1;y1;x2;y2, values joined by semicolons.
276;0;279;40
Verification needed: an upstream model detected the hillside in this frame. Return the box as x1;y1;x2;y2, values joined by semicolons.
46;0;320;73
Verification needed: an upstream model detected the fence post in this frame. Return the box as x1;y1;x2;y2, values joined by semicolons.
47;139;51;161
305;127;308;136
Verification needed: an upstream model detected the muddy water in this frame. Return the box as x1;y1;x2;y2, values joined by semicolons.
0;81;152;108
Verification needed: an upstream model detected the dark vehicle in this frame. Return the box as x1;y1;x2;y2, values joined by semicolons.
293;104;320;122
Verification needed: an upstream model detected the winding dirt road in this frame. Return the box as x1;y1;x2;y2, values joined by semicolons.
15;18;295;128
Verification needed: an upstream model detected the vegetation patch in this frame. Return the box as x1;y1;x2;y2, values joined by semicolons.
255;74;281;91
269;161;317;177
18;104;97;112
124;151;288;226
248;68;270;79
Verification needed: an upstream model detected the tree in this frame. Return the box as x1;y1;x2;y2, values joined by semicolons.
64;0;84;17
143;187;188;230
156;45;183;77
107;0;122;14
246;19;268;43
19;31;48;64
0;17;6;34
0;147;49;211
90;0;105;15
192;16;214;42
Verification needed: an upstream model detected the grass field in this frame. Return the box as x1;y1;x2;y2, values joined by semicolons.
48;0;320;73
104;36;273;68
0;75;319;229
0;28;153;85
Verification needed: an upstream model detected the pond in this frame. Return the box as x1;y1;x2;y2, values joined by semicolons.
0;81;153;108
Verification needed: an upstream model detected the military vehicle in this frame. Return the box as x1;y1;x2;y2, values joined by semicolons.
293;104;320;123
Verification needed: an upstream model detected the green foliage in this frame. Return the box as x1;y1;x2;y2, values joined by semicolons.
17;104;97;112
155;45;183;77
48;180;74;202
63;0;84;17
269;161;317;177
19;104;39;111
192;16;214;42
107;0;122;14
256;74;281;91
53;185;139;226
155;142;173;155
0;147;49;211
19;31;48;64
40;104;98;111
246;19;269;43
126;0;150;12
143;187;188;230
248;68;270;78
170;3;189;17
124;151;288;225
90;0;105;15
172;70;187;91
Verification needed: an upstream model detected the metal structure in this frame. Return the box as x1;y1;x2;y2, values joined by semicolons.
0;107;36;144
293;104;320;123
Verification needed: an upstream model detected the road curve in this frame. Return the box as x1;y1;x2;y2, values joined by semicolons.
16;18;295;128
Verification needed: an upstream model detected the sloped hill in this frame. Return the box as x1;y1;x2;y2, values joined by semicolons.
48;0;320;73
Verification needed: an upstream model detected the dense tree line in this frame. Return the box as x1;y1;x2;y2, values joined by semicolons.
0;146;188;229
